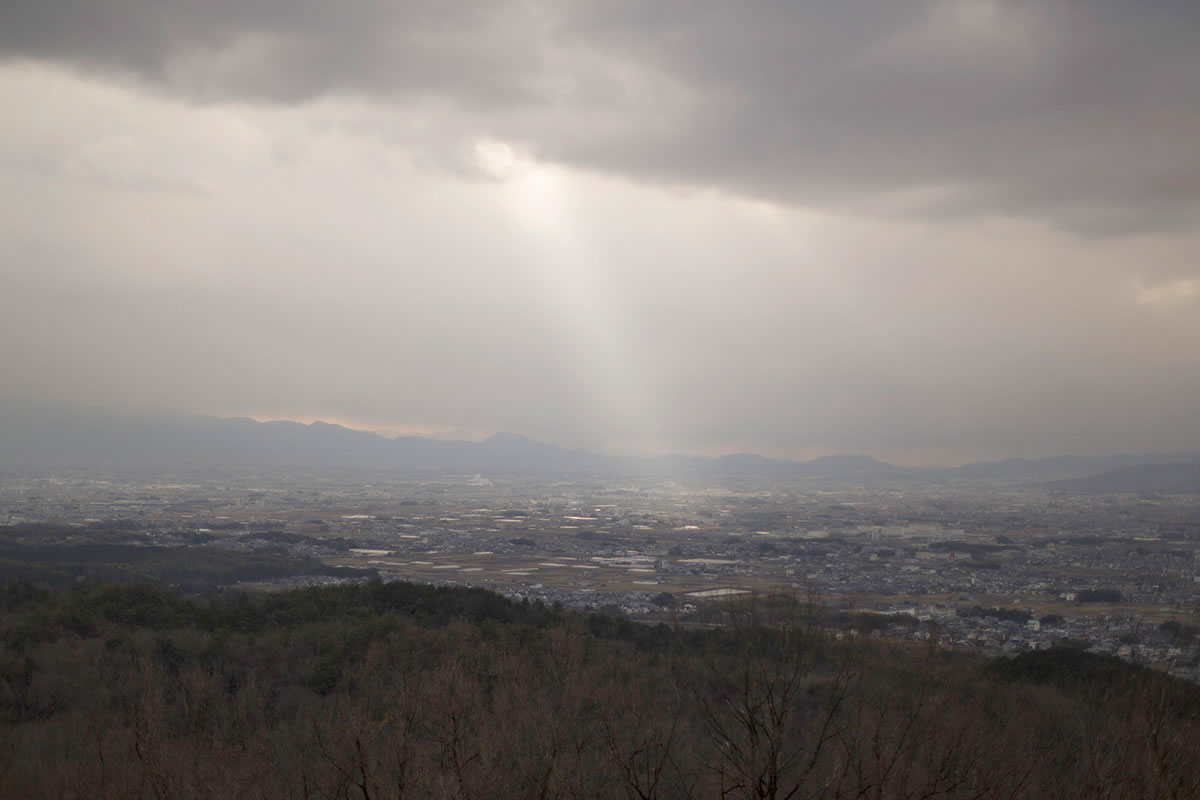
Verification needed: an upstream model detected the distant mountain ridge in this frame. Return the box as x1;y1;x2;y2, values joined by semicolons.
946;452;1200;481
2;401;1199;487
0;404;607;473
0;403;893;478
705;452;898;478
1049;462;1200;494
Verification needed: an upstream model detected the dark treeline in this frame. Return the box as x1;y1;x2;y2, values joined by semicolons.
1;580;1199;799
0;524;371;591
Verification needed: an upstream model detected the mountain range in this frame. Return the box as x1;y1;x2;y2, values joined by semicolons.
1048;462;1200;494
2;402;1199;489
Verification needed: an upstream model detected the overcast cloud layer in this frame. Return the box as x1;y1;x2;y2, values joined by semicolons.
1;1;1199;464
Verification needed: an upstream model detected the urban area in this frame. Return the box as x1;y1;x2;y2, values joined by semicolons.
3;466;1199;681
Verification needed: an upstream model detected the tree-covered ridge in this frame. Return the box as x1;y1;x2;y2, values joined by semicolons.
1;580;1199;799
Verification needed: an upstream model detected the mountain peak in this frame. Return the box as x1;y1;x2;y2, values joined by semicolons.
482;432;537;446
807;454;886;466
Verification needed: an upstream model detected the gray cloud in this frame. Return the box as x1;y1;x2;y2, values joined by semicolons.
0;1;546;102
3;1;1200;232
2;6;1200;465
549;1;1200;234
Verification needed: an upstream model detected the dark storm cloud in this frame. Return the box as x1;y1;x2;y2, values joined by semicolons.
0;1;547;103
550;0;1200;234
3;1;1200;233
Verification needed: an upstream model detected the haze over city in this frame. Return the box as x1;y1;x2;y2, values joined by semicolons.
3;1;1200;464
9;7;1200;799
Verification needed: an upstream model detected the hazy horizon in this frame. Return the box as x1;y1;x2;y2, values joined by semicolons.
7;394;1200;470
3;2;1200;465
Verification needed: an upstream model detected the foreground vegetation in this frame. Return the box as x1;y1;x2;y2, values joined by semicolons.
1;580;1199;799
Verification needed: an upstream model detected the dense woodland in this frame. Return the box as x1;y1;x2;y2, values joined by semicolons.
0;523;372;591
1;579;1199;799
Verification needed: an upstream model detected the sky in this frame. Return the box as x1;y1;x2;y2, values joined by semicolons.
1;1;1199;466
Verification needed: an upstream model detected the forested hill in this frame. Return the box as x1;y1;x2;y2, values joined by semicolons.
2;579;1199;799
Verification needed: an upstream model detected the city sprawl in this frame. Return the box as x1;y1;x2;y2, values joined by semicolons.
4;467;1199;680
